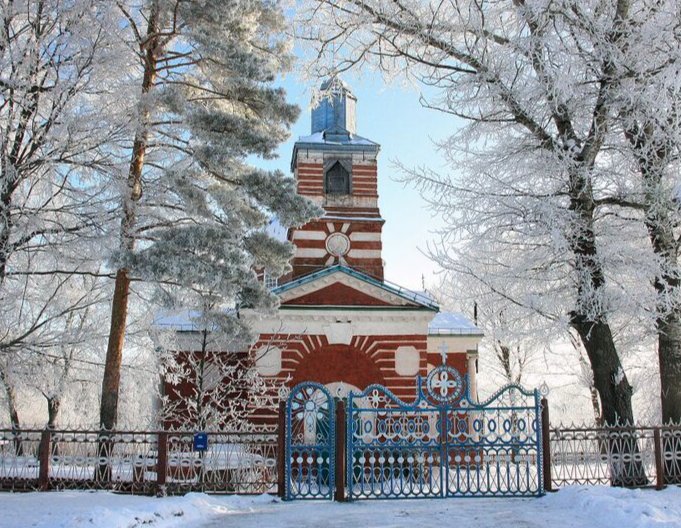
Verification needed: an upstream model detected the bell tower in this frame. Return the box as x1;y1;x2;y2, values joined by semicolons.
288;78;384;281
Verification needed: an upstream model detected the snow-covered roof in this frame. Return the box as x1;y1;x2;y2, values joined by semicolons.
296;130;378;148
153;310;204;331
152;309;236;331
428;312;483;336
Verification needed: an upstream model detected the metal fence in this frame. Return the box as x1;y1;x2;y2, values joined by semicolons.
0;428;278;495
548;424;681;489
3;419;681;496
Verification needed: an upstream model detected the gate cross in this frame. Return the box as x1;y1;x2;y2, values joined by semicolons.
432;369;459;398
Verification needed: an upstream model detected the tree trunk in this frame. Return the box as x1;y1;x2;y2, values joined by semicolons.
566;159;646;485
624;122;681;483
47;396;60;429
657;313;681;484
571;318;646;486
0;366;22;456
626;123;681;425
100;268;131;430
97;3;160;481
658;314;681;424
571;319;635;426
98;4;159;432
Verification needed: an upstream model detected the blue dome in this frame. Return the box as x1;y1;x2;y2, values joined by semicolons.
311;77;357;135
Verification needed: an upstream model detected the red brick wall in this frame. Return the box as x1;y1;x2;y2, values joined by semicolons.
253;333;469;404
282;282;394;306
295;161;378;198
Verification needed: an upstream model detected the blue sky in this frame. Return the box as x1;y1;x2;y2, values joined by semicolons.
257;73;463;290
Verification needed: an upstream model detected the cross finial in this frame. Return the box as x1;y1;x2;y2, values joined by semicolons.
438;341;448;365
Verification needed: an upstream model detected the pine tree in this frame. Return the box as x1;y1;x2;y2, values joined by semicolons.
99;0;320;431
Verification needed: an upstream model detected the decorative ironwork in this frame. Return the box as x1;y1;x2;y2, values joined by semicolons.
346;370;544;499
550;424;681;488
285;382;335;500
0;428;278;494
426;365;464;404
0;429;42;491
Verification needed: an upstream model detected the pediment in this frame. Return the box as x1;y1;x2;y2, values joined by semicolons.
275;266;436;310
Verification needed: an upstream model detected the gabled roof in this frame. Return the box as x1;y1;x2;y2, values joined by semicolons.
273;265;439;311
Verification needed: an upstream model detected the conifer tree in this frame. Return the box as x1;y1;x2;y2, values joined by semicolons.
100;0;319;431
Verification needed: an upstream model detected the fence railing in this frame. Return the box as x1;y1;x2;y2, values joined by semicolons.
2;419;681;495
0;428;278;495
548;424;681;489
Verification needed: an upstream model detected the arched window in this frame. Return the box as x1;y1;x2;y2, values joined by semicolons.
325;161;350;195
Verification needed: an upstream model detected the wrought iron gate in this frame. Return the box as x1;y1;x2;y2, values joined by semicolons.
284;367;543;500
284;382;335;500
346;366;544;499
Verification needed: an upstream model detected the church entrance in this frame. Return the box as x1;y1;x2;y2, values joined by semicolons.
283;366;545;500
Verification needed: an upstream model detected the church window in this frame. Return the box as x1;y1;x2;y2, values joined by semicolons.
325;161;350;194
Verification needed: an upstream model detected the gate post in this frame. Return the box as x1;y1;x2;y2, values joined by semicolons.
654;428;665;490
541;397;552;492
38;429;51;491
334;399;347;502
156;431;168;496
277;400;286;498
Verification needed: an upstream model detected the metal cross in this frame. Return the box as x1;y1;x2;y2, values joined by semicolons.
432;370;458;398
438;341;449;365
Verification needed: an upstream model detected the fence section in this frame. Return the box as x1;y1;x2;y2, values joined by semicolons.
344;366;543;500
0;428;278;494
550;424;681;489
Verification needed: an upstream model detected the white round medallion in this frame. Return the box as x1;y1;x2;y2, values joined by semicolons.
325;232;351;257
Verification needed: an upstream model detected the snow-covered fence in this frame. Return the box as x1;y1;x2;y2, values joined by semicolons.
0;428;278;495
549;424;681;489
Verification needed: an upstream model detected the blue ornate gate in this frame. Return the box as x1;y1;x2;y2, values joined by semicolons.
346;366;544;499
284;382;335;500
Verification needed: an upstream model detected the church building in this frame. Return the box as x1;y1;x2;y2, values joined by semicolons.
246;78;483;424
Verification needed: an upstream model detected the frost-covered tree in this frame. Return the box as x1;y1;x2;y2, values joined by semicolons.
0;1;125;431
297;0;678;433
618;62;681;424
154;305;286;432
99;0;320;431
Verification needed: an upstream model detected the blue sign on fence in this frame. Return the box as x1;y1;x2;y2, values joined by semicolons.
193;432;208;451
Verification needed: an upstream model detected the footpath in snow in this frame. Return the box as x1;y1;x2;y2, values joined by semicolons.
2;486;681;528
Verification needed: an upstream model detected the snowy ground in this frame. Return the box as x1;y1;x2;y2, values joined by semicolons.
2;486;681;528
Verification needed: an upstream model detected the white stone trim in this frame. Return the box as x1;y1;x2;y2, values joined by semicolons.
293;230;326;240
255;346;282;376
395;346;420;376
347;249;382;258
324;322;353;344
295;247;327;258
245;308;433;336
466;350;479;403
349;232;381;242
